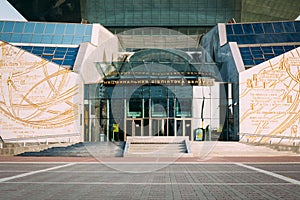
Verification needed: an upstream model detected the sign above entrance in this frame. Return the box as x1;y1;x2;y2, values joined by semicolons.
104;78;214;86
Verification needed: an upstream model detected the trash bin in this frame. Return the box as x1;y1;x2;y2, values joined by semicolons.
195;128;205;141
100;133;105;142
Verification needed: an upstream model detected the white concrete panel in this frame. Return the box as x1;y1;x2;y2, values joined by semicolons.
0;0;27;21
0;41;82;143
239;47;300;145
218;23;227;47
229;42;245;72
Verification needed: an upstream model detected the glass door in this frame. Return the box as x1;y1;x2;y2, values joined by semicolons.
175;119;192;139
151;119;167;136
126;119;142;137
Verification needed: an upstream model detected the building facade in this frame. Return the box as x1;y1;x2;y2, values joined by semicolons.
0;1;299;145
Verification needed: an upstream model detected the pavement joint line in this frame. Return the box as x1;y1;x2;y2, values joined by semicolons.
235;163;300;185
34;171;257;174
0;182;293;186
0;163;76;183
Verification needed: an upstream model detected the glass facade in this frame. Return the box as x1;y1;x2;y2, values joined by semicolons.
226;21;300;44
81;0;241;34
0;21;93;45
226;21;300;67
17;46;79;67
83;48;231;142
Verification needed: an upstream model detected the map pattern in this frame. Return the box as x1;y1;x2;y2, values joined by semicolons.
0;41;81;141
240;47;300;145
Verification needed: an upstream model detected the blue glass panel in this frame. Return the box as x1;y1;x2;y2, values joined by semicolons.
243;59;255;65
226;25;233;35
73;36;84;44
0;33;11;41
239;47;250;53
85;25;93;35
41;35;52;43
241;53;252;60
236;35;247;44
66;51;78;57
263;23;274;33
62;59;75;66
67;48;78;53
75;24;85;35
54;52;65;58
0;22;4;32
42;55;53;60
3;22;14;33
24;23;35;33
273;46;284;50
65;24;75;35
21;46;33;52
233;24;243;34
252;23;264;34
227;35;235;42
254;60;264;65
33;47;44;51
55;24;65;34
45;24;55;34
261;47;273;54
32;47;43;55
13;22;25;33
43;47;55;54
283;22;295;32
242;24;253;34
10;33;22;42
244;35;256;44
34;23;45;34
56;47;67;52
61;36;74;44
53;60;63;65
284;46;295;51
273;22;284;33
294;21;300;32
291;33;300;42
52;35;63;43
64;54;75;59
250;47;261;51
31;35;42;43
264;55;275;60
273;47;285;56
281;33;293;42
262;34;275;43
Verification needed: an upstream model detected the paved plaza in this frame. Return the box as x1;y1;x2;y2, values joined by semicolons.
0;161;300;199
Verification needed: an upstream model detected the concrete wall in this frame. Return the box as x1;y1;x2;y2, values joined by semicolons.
239;47;300;146
0;41;82;143
74;24;119;84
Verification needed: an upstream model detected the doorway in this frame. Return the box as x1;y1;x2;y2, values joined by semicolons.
126;119;142;137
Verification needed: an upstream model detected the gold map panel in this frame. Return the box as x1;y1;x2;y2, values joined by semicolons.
240;47;300;145
0;42;81;140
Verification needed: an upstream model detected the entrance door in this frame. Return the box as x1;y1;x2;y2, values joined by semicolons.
175;119;192;139
152;119;167;136
126;119;142;137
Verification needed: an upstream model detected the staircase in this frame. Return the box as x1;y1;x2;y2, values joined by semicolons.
18;142;125;157
124;136;192;157
0;142;71;156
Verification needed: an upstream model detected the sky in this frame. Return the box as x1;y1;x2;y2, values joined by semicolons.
0;0;27;21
